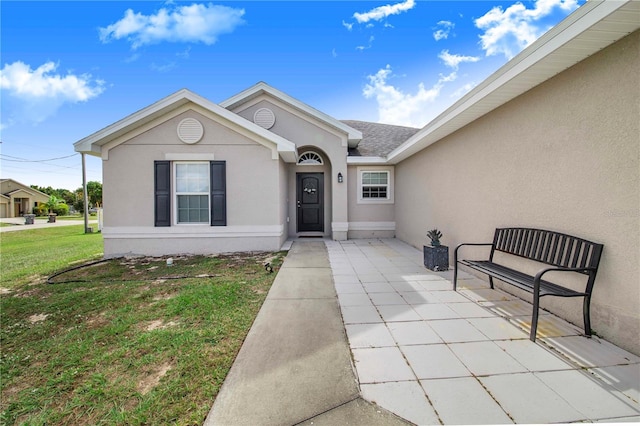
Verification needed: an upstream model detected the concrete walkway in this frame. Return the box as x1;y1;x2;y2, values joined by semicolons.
207;238;640;425
204;240;408;425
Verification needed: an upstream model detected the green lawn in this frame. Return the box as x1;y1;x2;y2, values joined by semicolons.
0;226;284;425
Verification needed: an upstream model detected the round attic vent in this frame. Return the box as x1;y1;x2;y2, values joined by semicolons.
254;108;276;129
177;118;204;144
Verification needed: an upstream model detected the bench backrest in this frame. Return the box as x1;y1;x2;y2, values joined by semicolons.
491;228;603;274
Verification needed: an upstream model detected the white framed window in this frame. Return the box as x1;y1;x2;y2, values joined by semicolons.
297;151;323;165
174;162;209;224
357;167;394;204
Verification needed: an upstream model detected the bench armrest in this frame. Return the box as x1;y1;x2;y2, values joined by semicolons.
533;266;597;293
454;243;493;261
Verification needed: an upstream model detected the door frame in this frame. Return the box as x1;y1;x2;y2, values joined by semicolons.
296;172;324;233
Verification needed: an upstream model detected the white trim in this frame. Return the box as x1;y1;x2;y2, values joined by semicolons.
297;151;324;165
348;221;396;231
173;162;210;225
357;166;394;205
165;153;215;161
331;222;349;232
387;1;639;164
347;156;388;165
103;225;284;239
74;88;298;163
220;82;363;147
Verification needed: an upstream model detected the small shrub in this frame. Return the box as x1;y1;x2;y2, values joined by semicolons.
33;204;48;216
54;203;69;216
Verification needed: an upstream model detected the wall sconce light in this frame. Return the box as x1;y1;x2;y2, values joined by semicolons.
337;172;343;183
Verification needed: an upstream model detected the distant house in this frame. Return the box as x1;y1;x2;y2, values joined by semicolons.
0;179;50;218
75;1;639;354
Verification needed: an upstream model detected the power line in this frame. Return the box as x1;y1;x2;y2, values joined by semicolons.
0;153;79;162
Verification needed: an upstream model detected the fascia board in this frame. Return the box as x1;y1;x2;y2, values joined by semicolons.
347;156;388;165
387;0;637;164
74;88;297;162
220;82;363;146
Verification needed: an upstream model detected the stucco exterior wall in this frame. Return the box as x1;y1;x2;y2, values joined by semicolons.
233;98;349;238
102;109;285;256
394;31;640;354
347;165;395;238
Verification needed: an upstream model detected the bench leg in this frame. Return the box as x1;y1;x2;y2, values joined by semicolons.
453;264;458;291
488;276;494;289
583;296;592;337
530;293;540;342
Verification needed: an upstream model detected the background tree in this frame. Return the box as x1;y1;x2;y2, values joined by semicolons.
74;181;103;209
86;181;102;207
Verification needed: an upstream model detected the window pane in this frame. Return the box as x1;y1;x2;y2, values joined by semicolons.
362;171;388;185
177;195;209;223
363;186;387;199
176;163;209;193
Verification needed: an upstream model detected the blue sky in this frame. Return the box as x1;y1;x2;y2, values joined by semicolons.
1;0;583;190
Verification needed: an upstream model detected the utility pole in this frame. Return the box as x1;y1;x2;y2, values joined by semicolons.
82;153;90;233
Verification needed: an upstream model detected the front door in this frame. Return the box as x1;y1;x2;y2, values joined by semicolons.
297;173;324;232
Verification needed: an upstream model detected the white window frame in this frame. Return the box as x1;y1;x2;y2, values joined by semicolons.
297;151;324;165
357;167;394;204
173;161;210;225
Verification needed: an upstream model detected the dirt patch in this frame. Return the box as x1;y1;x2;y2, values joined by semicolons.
28;313;49;323
86;312;109;329
0;287;11;294
152;293;177;301
140;320;179;332
137;362;173;395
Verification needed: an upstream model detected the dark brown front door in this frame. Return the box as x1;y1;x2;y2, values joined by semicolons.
297;173;324;232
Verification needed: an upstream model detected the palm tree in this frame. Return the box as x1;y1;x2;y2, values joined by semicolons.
44;195;64;214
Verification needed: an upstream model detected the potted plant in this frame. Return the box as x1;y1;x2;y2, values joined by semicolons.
424;229;449;271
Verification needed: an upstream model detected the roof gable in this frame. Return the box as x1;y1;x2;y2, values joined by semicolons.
220;82;362;147
1;179;50;199
74;89;297;163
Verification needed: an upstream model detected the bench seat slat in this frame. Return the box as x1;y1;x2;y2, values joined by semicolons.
454;228;603;342
460;260;586;298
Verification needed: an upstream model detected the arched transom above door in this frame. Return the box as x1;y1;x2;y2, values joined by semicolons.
297;151;323;165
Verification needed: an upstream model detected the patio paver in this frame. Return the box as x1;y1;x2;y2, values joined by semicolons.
326;238;640;425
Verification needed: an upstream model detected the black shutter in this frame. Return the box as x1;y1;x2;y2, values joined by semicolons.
210;161;226;226
154;161;171;227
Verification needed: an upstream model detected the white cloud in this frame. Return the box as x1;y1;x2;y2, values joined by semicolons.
342;20;353;31
433;20;454;41
353;0;415;24
356;36;375;51
99;3;245;49
439;50;480;70
0;61;105;126
475;0;579;59
363;65;456;127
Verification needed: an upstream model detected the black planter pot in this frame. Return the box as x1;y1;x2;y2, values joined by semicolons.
424;245;449;271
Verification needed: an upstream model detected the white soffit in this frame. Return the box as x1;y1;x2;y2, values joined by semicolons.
73;89;297;162
387;0;640;164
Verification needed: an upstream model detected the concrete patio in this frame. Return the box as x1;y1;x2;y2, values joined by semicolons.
326;238;640;424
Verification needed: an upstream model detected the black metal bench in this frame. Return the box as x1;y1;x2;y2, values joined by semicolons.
453;228;603;342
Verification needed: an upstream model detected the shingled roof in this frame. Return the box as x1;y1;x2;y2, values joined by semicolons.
341;120;420;157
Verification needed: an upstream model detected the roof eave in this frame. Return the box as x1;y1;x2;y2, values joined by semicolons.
387;0;640;164
73;88;298;162
220;82;363;146
347;156;388;165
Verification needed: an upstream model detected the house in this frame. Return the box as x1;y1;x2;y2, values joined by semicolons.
74;1;639;354
0;179;50;218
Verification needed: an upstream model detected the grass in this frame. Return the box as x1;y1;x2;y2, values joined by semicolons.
1;225;104;288
0;226;285;425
